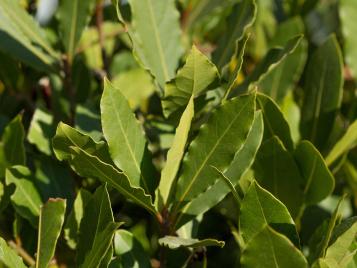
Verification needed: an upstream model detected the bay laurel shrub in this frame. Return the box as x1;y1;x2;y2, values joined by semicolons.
0;0;356;267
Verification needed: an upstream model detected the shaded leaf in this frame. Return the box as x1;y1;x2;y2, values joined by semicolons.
212;0;257;70
36;198;66;268
2;114;26;168
28;108;55;156
162;45;219;118
300;35;343;149
58;0;96;62
326;120;357;166
241;226;308;268
175;93;255;202
294;141;335;205
101;79;157;194
64;189;92;250
240;181;299;246
256;93;294;151
0;0;59;71
6;166;42;227
77;185;121;268
158;236;224;249
113;230;151;268
253;136;304;219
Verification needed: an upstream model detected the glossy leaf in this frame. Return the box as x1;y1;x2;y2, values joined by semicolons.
77;185;121;268
113;229;151;268
6;166;42;227
0;0;59;71
212;0;257;70
64;189;92;250
114;0;183;87
240;181;299;246
175;93;255;202
53;123;158;216
28;108;55;156
162;45;219;118
158;236;224;249
101;79;157;194
256;93;294;151
176;111;263;227
326;120;357;166
0;237;27;268
253;136;304;219
58;0;96;62
294;141;335;205
300;35;343;149
340;0;357;79
36;198;66;268
158;97;194;207
241;226;308;268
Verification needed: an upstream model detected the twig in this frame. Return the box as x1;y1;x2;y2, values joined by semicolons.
8;240;36;266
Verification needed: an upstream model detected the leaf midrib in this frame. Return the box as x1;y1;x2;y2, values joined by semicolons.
177;98;251;202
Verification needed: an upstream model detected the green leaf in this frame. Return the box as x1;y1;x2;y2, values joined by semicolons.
64;189;92;250
175;93;255;202
158;236;224;249
27;108;55;156
294;141;335;205
162;45;219;118
53;123;158;216
322;218;357;267
6;166;42;227
36;198;66;268
77;185;121;268
114;0;183;87
253;136;304;219
58;0;96;63
0;0;59;72
101;79;157;194
326;120;357;166
300;35;343;149
257;18;307;103
240;181;299;246
212;0;257;70
0;237;27;268
340;0;357;79
2;114;26;168
256;93;294;151
113;230;151;268
158;97;194;208
230;35;302;98
309;196;346;262
176;111;263;227
241;226;308;268
112;68;156;110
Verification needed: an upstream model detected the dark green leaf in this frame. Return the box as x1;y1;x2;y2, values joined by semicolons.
300;35;343;149
36;198;66;268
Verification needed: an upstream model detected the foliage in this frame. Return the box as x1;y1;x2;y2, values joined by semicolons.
0;0;356;267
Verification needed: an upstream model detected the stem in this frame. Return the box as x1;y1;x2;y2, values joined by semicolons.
8;240;36;266
95;0;110;78
62;56;76;125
